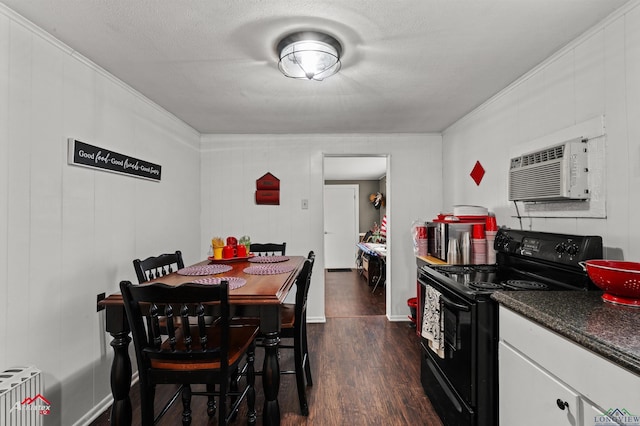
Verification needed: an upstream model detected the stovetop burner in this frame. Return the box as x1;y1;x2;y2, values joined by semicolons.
467;282;504;291
502;280;549;291
427;264;557;293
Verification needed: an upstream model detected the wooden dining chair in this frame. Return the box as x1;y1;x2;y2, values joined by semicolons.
249;242;286;256
133;250;188;337
256;251;315;415
133;250;185;283
120;280;259;426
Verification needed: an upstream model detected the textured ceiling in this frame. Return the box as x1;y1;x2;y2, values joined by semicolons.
1;0;631;134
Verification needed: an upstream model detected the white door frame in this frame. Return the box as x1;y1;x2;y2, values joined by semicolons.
322;154;390;317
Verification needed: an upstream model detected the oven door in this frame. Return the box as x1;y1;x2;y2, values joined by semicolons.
418;270;475;422
421;345;475;425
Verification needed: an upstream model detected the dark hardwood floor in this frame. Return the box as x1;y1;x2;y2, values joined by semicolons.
91;269;442;425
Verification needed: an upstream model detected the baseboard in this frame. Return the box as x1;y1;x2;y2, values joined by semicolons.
307;315;326;323
388;314;412;322
74;394;113;426
74;373;139;426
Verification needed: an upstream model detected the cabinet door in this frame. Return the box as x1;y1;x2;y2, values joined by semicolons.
499;342;581;426
582;399;615;426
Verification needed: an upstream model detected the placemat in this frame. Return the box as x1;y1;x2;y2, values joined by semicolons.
177;264;232;276
243;264;297;275
191;276;247;290
248;256;290;263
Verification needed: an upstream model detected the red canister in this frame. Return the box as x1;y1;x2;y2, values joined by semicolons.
472;224;485;239
471;224;486;264
222;245;234;259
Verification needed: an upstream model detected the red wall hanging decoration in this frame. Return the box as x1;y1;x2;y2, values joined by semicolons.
255;172;280;205
470;161;485;186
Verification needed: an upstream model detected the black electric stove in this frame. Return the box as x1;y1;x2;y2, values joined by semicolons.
417;228;603;426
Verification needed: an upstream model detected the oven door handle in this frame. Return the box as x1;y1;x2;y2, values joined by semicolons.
440;295;470;312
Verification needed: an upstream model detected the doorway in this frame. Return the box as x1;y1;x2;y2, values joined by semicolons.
323;155;389;316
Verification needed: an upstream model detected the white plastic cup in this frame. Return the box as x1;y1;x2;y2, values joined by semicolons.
486;230;497;264
448;238;460;264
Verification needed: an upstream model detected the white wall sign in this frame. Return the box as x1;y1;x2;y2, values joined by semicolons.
67;138;162;181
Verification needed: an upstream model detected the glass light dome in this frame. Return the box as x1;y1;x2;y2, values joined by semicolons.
277;31;342;81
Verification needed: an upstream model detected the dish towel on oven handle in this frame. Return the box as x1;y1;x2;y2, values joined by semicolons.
421;285;445;359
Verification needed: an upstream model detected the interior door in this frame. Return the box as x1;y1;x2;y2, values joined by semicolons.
324;185;358;269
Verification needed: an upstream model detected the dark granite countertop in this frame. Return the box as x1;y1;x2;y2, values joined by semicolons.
492;291;640;376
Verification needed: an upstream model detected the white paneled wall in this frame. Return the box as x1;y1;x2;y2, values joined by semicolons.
0;7;201;425
6;0;637;423
200;134;443;323
443;2;640;261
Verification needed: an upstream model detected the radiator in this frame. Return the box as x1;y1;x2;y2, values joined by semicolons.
0;367;46;426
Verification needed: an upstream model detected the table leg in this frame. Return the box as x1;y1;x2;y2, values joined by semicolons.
105;305;132;426
262;331;281;425
371;258;385;293
260;305;281;426
109;331;132;425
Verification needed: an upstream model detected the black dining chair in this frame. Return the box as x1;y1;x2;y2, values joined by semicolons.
256;251;315;415
133;250;189;336
120;280;259;426
249;242;286;257
133;250;185;283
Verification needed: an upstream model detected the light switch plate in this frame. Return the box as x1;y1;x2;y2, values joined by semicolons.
301;199;309;209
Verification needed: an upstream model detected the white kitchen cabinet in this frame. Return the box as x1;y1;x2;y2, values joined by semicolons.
499;341;580;425
498;306;640;426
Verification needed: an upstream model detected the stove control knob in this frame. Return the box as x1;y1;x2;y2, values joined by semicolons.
555;243;566;254
495;234;510;250
566;244;579;256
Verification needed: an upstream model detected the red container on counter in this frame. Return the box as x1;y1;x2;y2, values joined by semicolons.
471;224;486;264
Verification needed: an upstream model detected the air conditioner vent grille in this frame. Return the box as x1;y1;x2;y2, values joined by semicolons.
520;145;564;167
509;163;562;200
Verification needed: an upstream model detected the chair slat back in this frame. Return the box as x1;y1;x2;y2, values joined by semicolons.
120;281;230;366
249;242;286;257
294;251;315;328
133;251;185;283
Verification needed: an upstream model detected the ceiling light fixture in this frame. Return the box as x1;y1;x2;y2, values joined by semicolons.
277;31;342;81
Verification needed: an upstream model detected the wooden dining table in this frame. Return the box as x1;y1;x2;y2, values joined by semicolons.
98;255;305;426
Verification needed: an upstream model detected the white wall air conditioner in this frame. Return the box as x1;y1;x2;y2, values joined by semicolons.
508;138;590;202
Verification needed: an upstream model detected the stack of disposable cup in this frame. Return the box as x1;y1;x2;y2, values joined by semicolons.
416;225;428;256
472;224;486;264
461;231;471;265
485;215;498;264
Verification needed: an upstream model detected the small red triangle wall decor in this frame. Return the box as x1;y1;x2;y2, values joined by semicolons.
470;161;485;186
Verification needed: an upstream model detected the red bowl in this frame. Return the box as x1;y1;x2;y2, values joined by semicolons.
583;260;640;307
